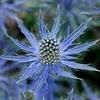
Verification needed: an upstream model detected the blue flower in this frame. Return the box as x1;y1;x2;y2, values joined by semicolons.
19;78;35;100
0;59;20;100
0;6;99;91
35;77;60;100
58;0;80;31
0;27;21;99
0;75;20;100
19;77;59;100
58;0;100;30
0;0;32;27
58;0;85;30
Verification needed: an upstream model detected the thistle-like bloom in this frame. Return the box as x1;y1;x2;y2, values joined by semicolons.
58;0;81;30
0;7;99;91
0;75;20;100
0;59;20;100
0;0;32;27
19;77;59;100
58;0;100;30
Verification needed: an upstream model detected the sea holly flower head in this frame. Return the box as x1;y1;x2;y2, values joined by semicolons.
0;6;99;91
39;37;59;65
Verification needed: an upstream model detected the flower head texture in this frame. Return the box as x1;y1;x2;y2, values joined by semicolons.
0;6;99;91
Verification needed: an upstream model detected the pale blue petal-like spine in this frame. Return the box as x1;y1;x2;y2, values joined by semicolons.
18;62;41;83
82;80;100;100
11;15;38;49
65;40;99;55
35;66;48;91
54;66;80;80
61;60;100;72
61;18;92;51
0;55;36;62
51;5;61;38
38;10;47;38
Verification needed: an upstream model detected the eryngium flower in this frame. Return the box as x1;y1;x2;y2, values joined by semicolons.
0;59;20;100
0;0;32;27
0;7;99;91
0;75;20;100
19;77;59;100
58;0;100;30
